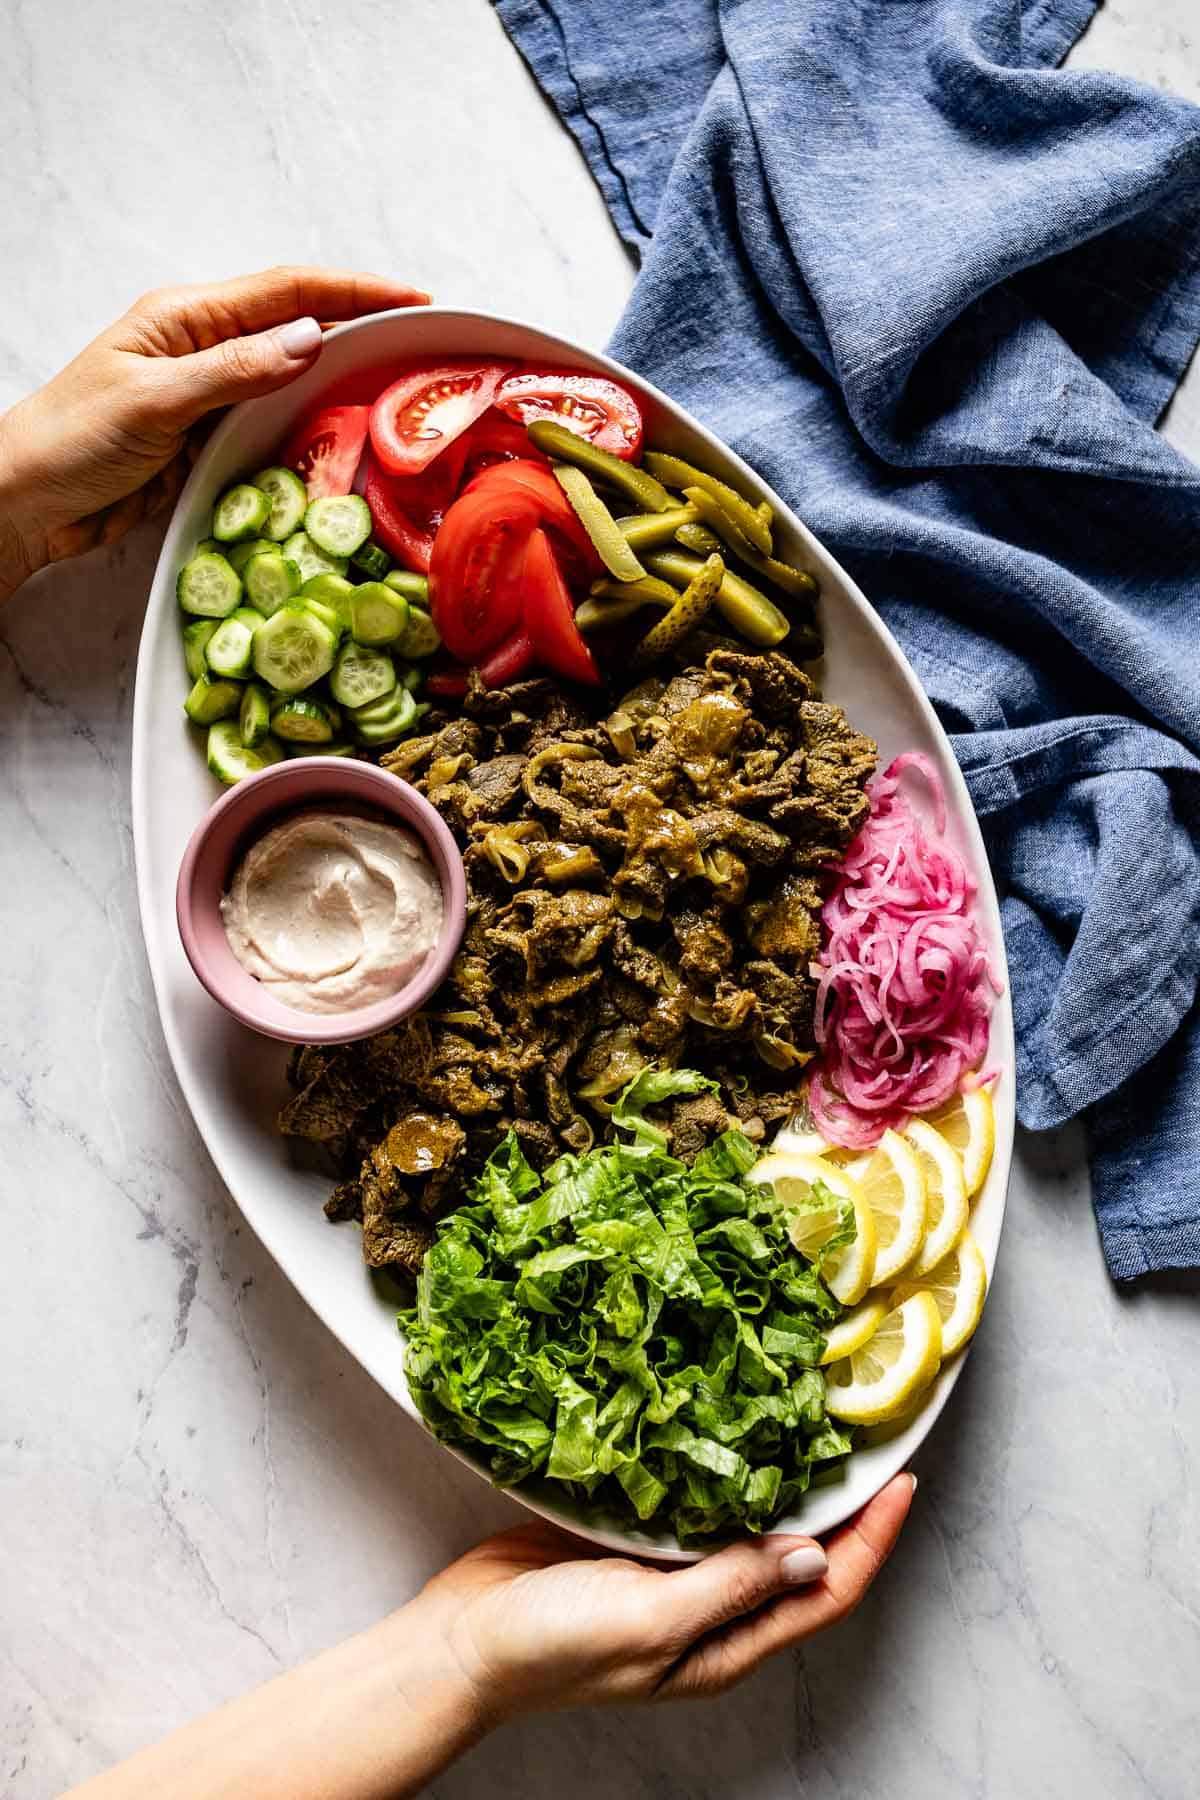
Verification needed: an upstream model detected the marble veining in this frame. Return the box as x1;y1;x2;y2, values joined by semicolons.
1;1;1198;1795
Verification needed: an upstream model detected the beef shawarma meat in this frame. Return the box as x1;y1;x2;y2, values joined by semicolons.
280;645;876;1274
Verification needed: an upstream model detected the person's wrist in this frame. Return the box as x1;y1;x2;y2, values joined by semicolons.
0;408;47;600
377;1591;500;1745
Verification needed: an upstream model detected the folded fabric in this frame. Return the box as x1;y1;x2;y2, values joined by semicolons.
494;0;1200;1279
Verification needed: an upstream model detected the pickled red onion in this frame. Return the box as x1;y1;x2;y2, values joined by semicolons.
808;753;1002;1149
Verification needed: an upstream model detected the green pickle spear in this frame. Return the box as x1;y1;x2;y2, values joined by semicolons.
641;451;773;553
644;548;791;646
552;463;646;582
526;420;674;512
682;486;817;600
632;554;725;666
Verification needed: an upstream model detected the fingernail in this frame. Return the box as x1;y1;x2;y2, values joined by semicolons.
908;1473;918;1494
276;316;323;359
780;1544;828;1585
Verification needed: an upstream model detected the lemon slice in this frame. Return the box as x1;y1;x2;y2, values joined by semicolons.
843;1129;927;1286
750;1150;876;1305
824;1291;943;1424
818;1296;889;1365
903;1118;969;1279
924;1082;996;1198
892;1231;988;1357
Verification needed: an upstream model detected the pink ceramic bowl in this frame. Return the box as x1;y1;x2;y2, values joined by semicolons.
175;758;467;1045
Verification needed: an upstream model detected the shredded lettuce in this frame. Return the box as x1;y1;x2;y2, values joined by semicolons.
401;1072;853;1545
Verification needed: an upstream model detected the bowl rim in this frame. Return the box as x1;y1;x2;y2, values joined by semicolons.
133;303;1015;1562
174;756;467;1045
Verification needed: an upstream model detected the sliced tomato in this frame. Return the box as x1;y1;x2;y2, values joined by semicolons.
460;460;602;578
363;440;469;572
521;528;600;686
281;406;369;499
478;631;536;688
426;665;469;700
369;360;514;477
428;483;540;662
494;367;643;460
459;411;550;482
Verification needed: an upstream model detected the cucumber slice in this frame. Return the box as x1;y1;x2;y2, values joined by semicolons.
305;494;372;558
177;552;241;618
253;466;308;542
351;540;392;581
303;597;344;638
212;484;272;544
301;572;356;612
252;606;338;695
285;741;356;758
396;605;440;659
243;551;302;616
239;681;272;748
184;672;243;725
195;537;221;557
352;685;415;728
282;531;349;584
205;610;262;679
352;688;418;745
329;641;396;709
182;618;218;680
350;582;408;647
399;663;423;693
270;695;339;744
207;720;284;785
384;569;430;604
227;537;276;574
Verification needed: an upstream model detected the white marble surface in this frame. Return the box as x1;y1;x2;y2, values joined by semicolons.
2;1;1199;1795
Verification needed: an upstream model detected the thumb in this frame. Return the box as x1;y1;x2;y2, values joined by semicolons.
653;1533;828;1643
149;316;324;430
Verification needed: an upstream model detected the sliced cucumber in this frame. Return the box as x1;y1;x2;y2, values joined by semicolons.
182;618;218;680
351;540;392;581
303;596;344;638
207;720;285;785
195;536;221;557
302;572;355;610
184;672;243;726
252;606;338;695
212;484;272;544
252;466;309;542
350;582;408;647
305;494;372;558
384;570;429;604
396;604;440;659
352;687;418;745
243;551;302;616
205;608;264;679
227;537;276;574
285;741;356;758
400;663;423;693
282;530;349;584
239;681;272;748
270;695;339;745
329;641;396;709
177;552;241;618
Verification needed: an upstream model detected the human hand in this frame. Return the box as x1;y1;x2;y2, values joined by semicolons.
0;266;427;597
415;1472;915;1721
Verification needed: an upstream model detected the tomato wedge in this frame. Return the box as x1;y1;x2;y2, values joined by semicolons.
370;360;514;477
478;631;536;688
459;411;550;482
428;483;539;662
281;406;369;499
363;441;469;572
460;460;602;578
521;528;600;686
494;368;643;460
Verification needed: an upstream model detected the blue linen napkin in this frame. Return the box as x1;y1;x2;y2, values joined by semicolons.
495;0;1200;1279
